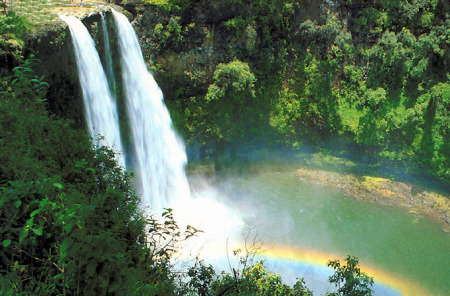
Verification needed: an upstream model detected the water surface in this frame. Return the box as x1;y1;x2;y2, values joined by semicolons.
198;164;450;295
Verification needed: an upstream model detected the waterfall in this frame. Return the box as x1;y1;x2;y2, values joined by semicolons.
101;13;117;100
61;10;243;267
111;9;190;212
59;15;125;169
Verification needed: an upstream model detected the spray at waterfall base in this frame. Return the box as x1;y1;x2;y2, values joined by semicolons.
167;178;419;296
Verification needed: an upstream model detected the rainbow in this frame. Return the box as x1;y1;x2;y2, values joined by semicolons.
259;245;435;296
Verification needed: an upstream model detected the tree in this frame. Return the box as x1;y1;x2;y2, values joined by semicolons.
205;60;257;152
327;256;374;296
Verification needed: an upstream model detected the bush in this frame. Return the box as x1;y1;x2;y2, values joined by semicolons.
327;256;374;296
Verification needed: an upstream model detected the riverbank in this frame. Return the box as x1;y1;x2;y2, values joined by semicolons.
295;167;450;233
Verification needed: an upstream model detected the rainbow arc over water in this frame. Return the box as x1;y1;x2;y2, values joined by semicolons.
261;245;434;296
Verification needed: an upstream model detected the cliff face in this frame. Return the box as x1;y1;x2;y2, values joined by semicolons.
22;11;116;127
112;1;323;146
0;42;20;77
0;20;82;125
25;24;83;125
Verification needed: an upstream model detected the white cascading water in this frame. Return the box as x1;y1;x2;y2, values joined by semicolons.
111;9;190;212
59;14;126;169
101;13;117;99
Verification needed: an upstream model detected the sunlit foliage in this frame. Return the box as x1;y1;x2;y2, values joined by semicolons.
139;0;448;183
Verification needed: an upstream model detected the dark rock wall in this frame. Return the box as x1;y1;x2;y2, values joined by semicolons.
23;13;110;129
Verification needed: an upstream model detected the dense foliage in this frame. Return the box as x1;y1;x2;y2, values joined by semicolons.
129;0;449;184
0;11;29;48
327;256;373;296
178;252;373;296
0;60;198;295
180;260;313;296
0;10;30;74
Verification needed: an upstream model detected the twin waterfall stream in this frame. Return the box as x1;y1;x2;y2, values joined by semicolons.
59;10;190;213
59;12;243;287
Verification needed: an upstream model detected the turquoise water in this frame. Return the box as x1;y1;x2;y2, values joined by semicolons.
210;165;450;295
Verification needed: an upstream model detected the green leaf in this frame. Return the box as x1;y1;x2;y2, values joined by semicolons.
53;183;63;190
54;273;64;280
32;226;43;236
26;217;34;228
75;159;88;168
30;208;41;217
2;239;11;247
64;221;75;233
19;229;28;244
60;237;73;253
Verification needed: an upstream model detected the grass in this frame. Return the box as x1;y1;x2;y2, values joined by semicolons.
145;0;169;5
3;0;109;29
5;0;57;25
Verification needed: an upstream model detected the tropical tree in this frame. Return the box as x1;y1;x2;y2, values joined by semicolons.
205;60;257;153
327;256;374;296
